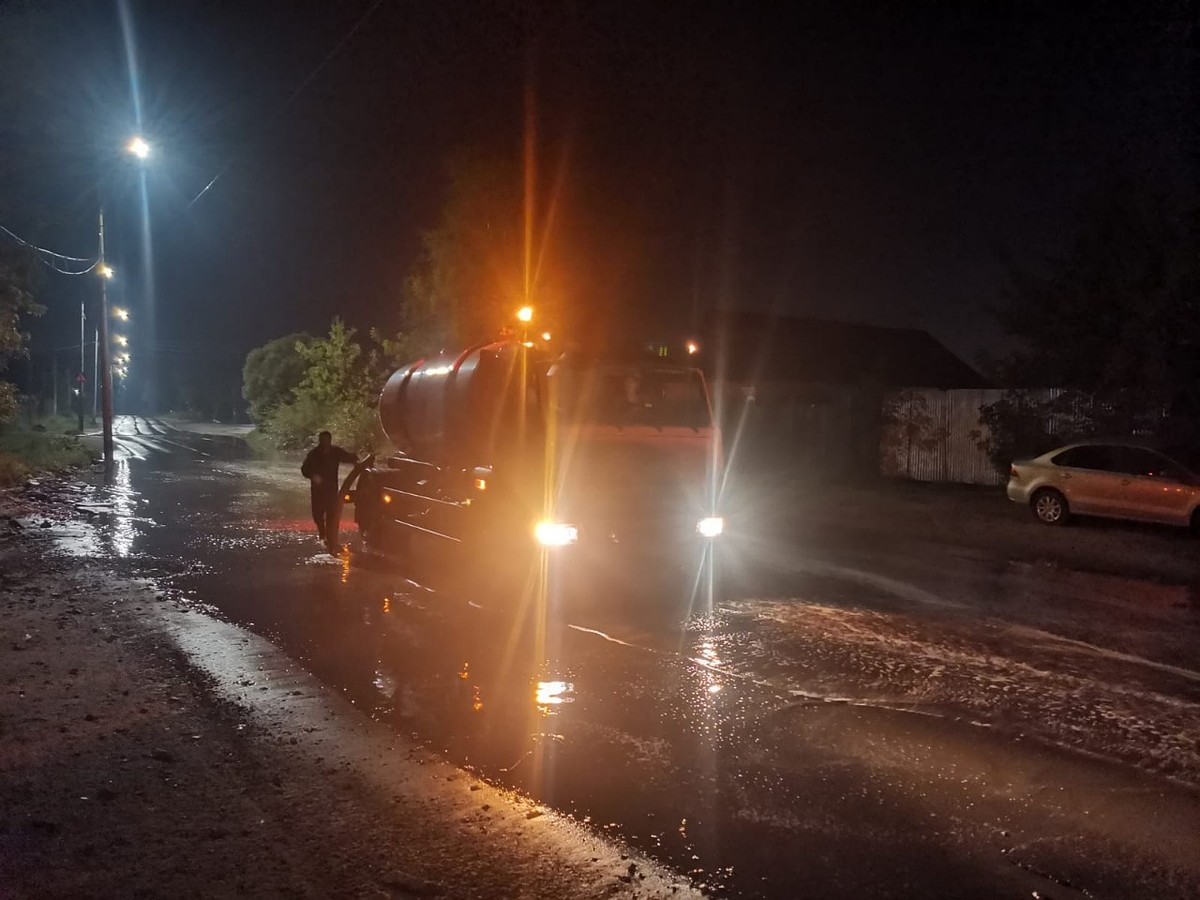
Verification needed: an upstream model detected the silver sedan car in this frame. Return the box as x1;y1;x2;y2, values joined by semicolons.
1007;442;1200;529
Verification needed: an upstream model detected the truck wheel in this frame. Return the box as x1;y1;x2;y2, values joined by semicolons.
1031;488;1069;526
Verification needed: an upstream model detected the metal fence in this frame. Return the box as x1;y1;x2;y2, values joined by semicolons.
879;389;1008;484
882;385;1131;485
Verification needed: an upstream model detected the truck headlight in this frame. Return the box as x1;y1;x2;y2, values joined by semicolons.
696;516;724;538
535;521;579;547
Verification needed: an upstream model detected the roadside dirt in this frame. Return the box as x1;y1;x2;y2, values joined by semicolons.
0;479;699;900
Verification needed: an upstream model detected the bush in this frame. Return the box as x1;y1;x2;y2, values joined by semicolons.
977;388;1195;472
244;428;287;460
261;394;329;451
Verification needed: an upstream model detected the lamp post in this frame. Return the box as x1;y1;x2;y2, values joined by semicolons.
78;300;85;434
95;135;150;469
92;327;99;421
97;223;115;469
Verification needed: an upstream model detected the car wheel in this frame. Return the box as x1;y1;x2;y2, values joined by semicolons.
1031;488;1069;525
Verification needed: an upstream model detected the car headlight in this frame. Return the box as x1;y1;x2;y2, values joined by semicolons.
696;516;724;538
535;521;579;547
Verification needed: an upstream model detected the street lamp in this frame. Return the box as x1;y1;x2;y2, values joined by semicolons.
96;211;116;467
516;305;534;323
115;335;127;346
94;136;151;470
127;136;150;160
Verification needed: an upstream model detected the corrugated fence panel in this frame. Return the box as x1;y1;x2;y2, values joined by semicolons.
881;388;1040;486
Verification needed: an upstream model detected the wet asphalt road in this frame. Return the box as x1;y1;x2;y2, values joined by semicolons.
57;417;1200;899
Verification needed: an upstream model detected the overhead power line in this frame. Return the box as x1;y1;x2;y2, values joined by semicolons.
1;223;100;276
35;256;101;277
0;225;93;262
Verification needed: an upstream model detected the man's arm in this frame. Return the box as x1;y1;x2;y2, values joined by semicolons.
338;447;359;465
300;449;316;479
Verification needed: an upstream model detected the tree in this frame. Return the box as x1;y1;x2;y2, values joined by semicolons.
396;145;646;352
981;184;1200;464
0;246;43;421
402;151;525;344
264;320;378;452
400;147;597;347
241;332;313;423
992;184;1196;414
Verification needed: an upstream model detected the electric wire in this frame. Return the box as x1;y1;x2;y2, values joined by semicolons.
0;222;99;274
0;225;93;262
1;224;101;276
0;224;100;277
35;256;102;277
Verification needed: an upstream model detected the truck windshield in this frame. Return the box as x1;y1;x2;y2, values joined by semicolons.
557;365;711;429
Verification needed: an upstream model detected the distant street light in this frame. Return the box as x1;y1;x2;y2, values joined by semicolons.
516;305;534;323
113;307;129;321
98;263;114;279
115;335;128;346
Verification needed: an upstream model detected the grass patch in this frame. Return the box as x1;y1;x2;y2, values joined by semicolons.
0;417;95;487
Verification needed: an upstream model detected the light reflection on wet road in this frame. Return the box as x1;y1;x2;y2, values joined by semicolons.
53;417;1200;898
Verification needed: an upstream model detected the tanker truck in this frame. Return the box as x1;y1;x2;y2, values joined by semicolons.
345;335;724;603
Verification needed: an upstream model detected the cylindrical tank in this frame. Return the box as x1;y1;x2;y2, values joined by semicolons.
378;338;523;466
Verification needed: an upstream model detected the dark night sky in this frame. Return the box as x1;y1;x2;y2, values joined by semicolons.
0;0;1194;403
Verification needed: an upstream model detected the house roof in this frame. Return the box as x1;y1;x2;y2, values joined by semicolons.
705;311;988;389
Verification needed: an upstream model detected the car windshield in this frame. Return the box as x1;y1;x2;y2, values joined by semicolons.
555;364;712;429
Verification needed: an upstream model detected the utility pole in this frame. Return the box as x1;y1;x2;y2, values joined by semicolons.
78;300;85;434
93;328;99;422
98;209;114;469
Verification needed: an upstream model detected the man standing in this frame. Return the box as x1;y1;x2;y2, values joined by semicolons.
301;430;358;553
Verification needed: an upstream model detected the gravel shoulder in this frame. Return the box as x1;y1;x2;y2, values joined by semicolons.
0;480;698;900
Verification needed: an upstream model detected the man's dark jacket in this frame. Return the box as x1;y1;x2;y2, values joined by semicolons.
301;444;357;496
